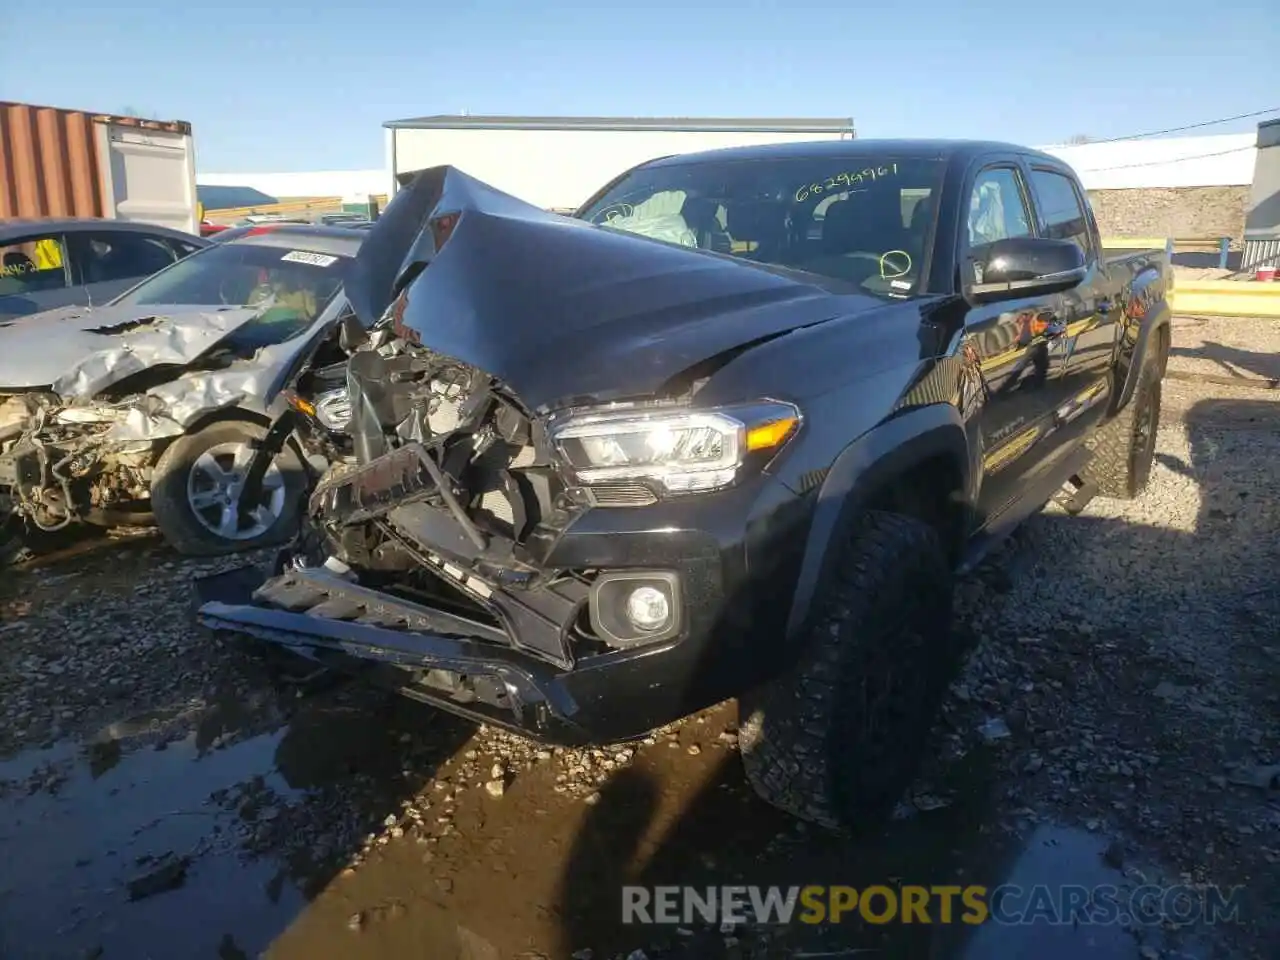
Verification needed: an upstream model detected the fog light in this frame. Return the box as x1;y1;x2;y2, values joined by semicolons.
589;571;682;648
625;586;671;632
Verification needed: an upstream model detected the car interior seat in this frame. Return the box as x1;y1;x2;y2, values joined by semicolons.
725;201;783;261
822;188;908;257
680;196;733;254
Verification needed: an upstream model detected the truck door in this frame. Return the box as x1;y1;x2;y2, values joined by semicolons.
1026;166;1119;438
959;163;1073;526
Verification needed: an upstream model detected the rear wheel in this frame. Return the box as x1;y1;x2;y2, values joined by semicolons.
738;510;956;829
151;421;308;557
1079;358;1162;501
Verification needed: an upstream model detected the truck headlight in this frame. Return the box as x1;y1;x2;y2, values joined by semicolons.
549;400;800;494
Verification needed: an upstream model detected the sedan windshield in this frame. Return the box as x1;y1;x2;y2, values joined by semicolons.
111;240;350;350
578;155;945;297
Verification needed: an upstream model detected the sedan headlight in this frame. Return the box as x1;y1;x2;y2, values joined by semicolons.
313;388;352;431
549;400;801;494
285;388;351;432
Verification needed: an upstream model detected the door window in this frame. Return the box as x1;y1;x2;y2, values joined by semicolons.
0;235;69;296
1029;169;1094;258
963;167;1032;283
79;232;179;284
966;168;1032;248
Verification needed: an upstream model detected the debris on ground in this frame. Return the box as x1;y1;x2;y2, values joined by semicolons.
125;853;190;901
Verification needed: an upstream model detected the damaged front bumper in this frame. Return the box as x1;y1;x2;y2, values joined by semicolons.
196;450;810;745
197;562;586;739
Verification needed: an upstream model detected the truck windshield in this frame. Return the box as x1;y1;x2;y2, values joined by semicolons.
579;155;945;297
110;240;350;349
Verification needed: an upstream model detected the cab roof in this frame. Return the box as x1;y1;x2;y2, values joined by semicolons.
641;138;1068;170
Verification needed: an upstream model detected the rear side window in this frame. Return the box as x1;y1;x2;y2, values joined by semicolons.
1029;169;1093;258
79;232;179;284
0;235;68;296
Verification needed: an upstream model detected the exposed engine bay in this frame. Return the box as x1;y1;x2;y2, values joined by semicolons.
0;392;159;531
295;326;574;589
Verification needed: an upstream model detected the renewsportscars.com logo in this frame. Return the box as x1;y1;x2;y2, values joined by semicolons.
622;884;1245;927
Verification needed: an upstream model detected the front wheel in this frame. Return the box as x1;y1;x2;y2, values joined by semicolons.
150;421;308;557
738;510;957;830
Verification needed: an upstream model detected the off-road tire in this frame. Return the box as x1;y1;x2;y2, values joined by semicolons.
151;421;307;557
1078;358;1162;501
738;510;955;830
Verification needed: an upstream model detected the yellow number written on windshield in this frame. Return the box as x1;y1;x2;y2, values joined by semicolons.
795;163;900;203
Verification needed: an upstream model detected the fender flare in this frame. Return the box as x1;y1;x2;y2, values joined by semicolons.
784;403;971;642
1115;299;1172;412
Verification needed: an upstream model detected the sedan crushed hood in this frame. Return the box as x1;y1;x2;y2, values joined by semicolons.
0;303;263;397
346;166;897;411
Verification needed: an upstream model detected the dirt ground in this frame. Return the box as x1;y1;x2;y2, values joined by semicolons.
0;321;1276;960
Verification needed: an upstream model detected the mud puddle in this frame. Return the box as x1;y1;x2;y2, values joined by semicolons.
267;705;1198;960
0;730;298;959
0;683;1196;960
0;675;475;960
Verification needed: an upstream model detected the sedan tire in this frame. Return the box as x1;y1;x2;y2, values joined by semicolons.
150;421;307;557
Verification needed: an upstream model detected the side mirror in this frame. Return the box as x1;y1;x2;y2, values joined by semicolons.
967;237;1086;304
338;312;369;353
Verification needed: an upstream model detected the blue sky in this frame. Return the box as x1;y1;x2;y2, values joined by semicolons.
3;0;1278;173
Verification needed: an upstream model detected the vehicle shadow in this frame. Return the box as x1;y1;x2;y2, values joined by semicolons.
554;742;1029;959
1169;250;1242;271
1169;339;1280;384
552;393;1279;959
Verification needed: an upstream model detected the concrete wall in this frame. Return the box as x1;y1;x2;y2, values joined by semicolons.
1088;185;1250;241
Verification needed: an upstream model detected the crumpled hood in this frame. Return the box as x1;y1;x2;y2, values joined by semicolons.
346;166;895;411
0;302;265;398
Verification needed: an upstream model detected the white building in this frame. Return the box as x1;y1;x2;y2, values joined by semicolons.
1040;133;1256;190
383;115;856;210
198;122;1258;209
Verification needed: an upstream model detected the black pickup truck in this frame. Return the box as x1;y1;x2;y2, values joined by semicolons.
198;140;1171;829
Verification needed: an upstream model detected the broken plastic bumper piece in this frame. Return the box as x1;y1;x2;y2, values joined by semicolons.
196;562;588;740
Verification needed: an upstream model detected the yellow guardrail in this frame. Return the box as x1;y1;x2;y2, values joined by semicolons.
1102;236;1169;250
1102;236;1231;251
1170;280;1280;319
204;196;343;220
204;194;389;222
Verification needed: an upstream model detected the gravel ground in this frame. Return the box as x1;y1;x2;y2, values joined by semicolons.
1166;315;1280;383
939;374;1280;957
1;335;1277;960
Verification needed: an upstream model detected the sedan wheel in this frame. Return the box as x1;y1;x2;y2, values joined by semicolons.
186;441;287;541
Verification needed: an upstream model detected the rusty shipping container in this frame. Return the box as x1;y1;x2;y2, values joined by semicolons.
0;101;198;234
